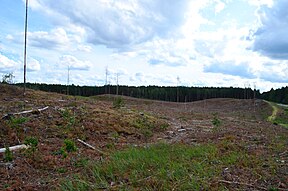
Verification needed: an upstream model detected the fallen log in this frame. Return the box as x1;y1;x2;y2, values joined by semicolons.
13;106;49;115
0;144;29;153
2;106;49;120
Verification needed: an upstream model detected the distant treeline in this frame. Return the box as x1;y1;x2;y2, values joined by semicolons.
261;86;288;104
16;83;260;102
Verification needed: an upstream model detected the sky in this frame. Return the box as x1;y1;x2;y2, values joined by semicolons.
0;0;287;92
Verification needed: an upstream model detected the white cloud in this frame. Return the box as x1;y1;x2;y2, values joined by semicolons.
7;27;87;52
59;55;91;71
77;45;92;52
252;0;288;59
6;28;71;50
256;61;288;83
247;0;274;7
27;58;41;72
28;28;70;49
0;53;20;72
215;0;226;14
28;0;191;50
204;61;255;79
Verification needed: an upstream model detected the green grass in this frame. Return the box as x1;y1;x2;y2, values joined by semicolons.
266;101;288;128
8;116;29;128
60;143;247;190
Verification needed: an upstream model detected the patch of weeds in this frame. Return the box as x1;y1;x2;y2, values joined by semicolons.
24;136;38;157
133;115;154;129
58;167;67;173
60;109;76;129
113;96;125;109
53;147;68;158
59;147;68;158
24;136;38;149
4;146;13;162
131;114;155;142
3;184;10;189
64;139;77;153
140;128;153;144
160;123;169;130
55;139;77;159
212;113;221;127
111;132;120;142
8;116;29;128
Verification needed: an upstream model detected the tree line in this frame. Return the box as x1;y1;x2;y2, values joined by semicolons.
261;87;288;104
16;82;260;102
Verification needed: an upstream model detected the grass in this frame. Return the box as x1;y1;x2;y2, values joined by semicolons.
60;143;251;190
266;101;288;128
8;116;29;128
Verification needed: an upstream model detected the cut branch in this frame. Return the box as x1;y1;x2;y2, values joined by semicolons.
77;139;107;155
0;144;29;153
77;139;96;150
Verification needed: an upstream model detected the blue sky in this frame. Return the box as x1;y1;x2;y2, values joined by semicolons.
0;0;287;92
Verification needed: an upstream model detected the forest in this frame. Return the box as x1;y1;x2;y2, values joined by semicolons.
16;82;261;102
261;86;288;104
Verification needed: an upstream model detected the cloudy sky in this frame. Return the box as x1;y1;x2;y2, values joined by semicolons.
0;0;287;92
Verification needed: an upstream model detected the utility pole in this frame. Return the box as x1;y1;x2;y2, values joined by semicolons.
67;66;70;95
253;82;256;112
23;0;28;97
116;73;119;95
105;66;108;85
177;76;180;102
105;66;108;94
